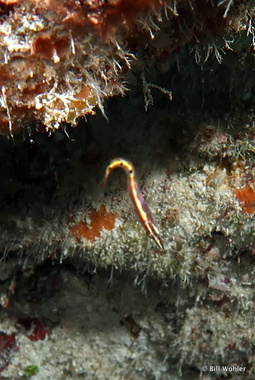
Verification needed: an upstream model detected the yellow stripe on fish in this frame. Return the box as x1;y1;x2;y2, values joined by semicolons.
103;158;165;251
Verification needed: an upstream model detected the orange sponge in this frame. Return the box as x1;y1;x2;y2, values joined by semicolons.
234;185;255;215
70;205;117;242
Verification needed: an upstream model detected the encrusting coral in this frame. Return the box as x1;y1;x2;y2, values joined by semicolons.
0;0;164;134
0;0;254;134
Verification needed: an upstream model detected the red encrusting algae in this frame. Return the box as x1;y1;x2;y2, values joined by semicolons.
16;318;50;342
0;332;19;373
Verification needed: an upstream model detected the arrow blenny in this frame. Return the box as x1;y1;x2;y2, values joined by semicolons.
103;158;165;251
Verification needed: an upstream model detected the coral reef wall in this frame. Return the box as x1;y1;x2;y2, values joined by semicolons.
0;0;255;379
0;0;254;133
